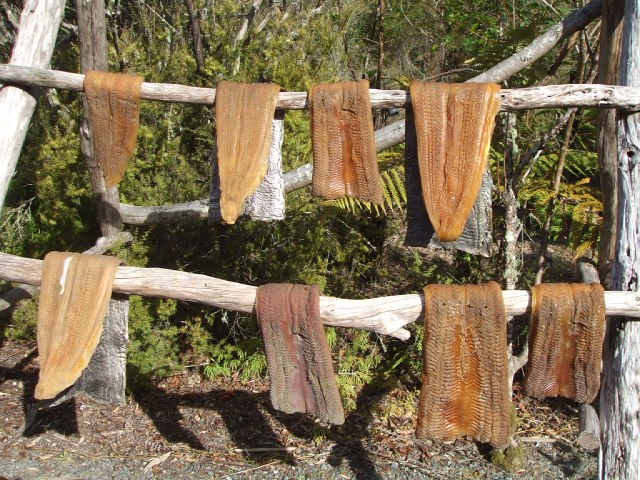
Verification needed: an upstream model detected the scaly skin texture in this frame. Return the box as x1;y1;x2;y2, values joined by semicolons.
417;282;511;447
35;252;121;399
524;283;606;403
309;80;383;204
255;283;344;425
215;81;281;224
84;71;144;188
409;82;501;242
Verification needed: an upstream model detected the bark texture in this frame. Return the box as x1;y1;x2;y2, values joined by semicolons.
310;80;383;204
35;252;121;399
255;284;344;425
0;0;66;213
211;81;281;224
524;283;606;403
84;71;144;188
416;282;511;447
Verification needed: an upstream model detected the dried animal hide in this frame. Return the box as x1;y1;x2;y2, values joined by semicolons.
212;81;281;224
84;70;144;188
409;81;501;242
255;283;345;425
417;282;511;447
211;112;285;222
405;110;493;256
35;252;122;400
309;80;383;204
524;283;606;403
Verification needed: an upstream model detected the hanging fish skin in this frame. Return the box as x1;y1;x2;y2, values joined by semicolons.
416;282;511;447
255;283;345;425
524;283;606;403
409;81;501;242
84;71;144;188
35;252;122;400
215;81;281;224
310;79;383;204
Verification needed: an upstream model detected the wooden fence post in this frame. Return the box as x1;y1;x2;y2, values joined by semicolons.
600;0;640;477
0;0;66;212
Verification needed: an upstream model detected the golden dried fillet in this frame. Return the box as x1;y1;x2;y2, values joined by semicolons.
255;283;345;425
416;282;511;447
35;252;122;400
310;80;383;204
524;283;606;403
215;81;281;224
409;81;501;242
84;70;144;188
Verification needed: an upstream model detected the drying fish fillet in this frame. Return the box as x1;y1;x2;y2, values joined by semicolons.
404;109;493;255
524;283;606;403
409;81;501;242
35;252;122;400
310;80;383;204
211;111;285;222
417;282;510;447
255;283;345;425
84;70;144;188
214;81;281;224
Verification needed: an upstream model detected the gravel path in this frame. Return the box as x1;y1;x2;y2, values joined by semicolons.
0;340;597;480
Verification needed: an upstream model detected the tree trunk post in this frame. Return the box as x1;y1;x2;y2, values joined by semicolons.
75;0;123;237
0;0;66;213
600;1;640;478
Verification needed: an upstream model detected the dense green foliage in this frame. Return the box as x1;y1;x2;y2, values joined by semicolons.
1;0;601;409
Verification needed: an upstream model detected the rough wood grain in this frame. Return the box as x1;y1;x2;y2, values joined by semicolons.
310;80;383;204
75;0;122;237
256;284;344;424
416;282;511;447
0;0;66;213
601;1;640;477
2;252;640;341
6;67;640;111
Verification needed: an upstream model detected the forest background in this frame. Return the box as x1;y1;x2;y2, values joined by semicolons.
0;0;603;409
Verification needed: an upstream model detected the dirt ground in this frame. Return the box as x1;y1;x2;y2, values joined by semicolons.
0;338;597;480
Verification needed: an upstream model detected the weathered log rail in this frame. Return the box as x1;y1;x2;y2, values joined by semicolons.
1;65;640;111
2;251;639;341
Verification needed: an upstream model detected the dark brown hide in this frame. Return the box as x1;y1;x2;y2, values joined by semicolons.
309;80;383;204
35;252;121;399
417;282;511;447
409;82;500;242
214;81;281;224
524;283;606;403
84;71;144;188
255;284;344;425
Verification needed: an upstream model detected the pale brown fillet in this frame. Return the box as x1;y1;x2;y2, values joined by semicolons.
84;70;144;188
524;283;606;403
35;252;122;400
255;283;345;425
215;81;281;224
409;82;501;242
309;80;383;204
416;282;511;447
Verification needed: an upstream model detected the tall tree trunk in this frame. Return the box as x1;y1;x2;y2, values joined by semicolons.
597;0;625;285
0;0;66;213
184;0;205;73
373;0;387;129
75;0;123;236
600;1;640;478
